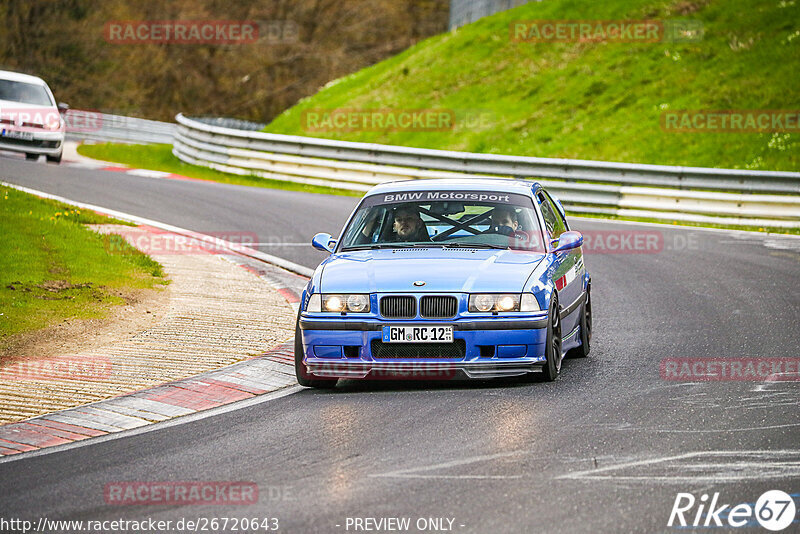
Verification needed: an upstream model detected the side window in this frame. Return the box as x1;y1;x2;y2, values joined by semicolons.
537;192;566;239
544;191;569;234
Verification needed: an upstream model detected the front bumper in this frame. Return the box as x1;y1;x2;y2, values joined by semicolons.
299;316;548;380
0;130;64;156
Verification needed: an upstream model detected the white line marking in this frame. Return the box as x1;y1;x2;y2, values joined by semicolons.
616;422;800;433
125;169;172;179
0;182;314;277
559;450;800;483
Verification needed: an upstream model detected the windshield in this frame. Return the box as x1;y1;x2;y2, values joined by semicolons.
340;190;545;252
0;79;53;106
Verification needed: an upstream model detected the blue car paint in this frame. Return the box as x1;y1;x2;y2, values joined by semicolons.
299;179;590;380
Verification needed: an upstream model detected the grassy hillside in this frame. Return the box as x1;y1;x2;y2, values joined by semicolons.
264;0;800;171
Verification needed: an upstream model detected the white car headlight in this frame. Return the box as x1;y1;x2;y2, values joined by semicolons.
306;293;322;312
313;294;371;313
468;294;521;312
346;294;369;312
324;295;345;312
520;293;540;312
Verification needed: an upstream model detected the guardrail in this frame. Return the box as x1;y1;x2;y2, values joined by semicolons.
66;112;175;145
173;113;800;228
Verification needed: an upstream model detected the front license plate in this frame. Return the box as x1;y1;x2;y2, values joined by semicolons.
382;325;453;343
1;129;33;141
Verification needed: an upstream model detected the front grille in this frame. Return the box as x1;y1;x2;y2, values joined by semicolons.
371;339;466;359
0;137;59;148
420;295;458;318
380;296;416;318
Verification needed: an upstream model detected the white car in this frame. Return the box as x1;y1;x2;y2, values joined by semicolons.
0;70;66;163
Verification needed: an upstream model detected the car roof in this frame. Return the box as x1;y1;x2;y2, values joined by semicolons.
366;178;541;197
0;70;48;86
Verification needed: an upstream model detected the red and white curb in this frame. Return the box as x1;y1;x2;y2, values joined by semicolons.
66;162;207;183
0;341;297;456
0;185;313;460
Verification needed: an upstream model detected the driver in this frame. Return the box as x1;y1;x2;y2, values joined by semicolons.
389;205;430;242
358;204;431;243
488;206;519;235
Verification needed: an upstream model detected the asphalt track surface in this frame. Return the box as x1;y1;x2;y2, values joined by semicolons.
1;155;799;533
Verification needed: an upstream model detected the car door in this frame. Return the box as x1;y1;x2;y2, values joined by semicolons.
536;190;584;336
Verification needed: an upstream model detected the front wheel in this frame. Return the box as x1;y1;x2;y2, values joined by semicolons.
540;296;563;382
25;153;38;161
46;152;62;164
294;312;337;389
567;288;591;359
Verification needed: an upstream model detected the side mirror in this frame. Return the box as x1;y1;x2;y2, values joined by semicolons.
57;103;70;114
311;232;337;253
551;231;583;253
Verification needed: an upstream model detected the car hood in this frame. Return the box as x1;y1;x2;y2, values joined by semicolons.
319;248;544;294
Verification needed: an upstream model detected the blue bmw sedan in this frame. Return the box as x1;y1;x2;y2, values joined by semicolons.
295;179;591;387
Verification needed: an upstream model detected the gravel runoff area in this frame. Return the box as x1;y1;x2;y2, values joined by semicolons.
0;224;298;425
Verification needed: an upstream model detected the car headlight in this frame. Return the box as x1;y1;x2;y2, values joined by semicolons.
306;294;322;312
346;294;369;312
468;294;521;312
520;293;540;312
46;118;62;130
310;294;371;313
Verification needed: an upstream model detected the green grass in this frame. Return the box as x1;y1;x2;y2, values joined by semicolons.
77;143;361;197
264;0;800;171
0;186;167;355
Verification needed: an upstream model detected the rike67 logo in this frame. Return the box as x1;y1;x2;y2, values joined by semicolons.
669;490;797;531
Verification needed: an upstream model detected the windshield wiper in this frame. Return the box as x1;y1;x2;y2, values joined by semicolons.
343;243;509;251
429;243;508;249
342;243;426;251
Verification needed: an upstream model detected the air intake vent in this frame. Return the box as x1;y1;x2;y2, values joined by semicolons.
420;295;458;318
371;340;466;359
380;296;416;318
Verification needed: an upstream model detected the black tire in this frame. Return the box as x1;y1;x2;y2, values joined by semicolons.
46;152;62;164
25;153;38;161
567;287;591;359
540;295;563;382
294;311;337;389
